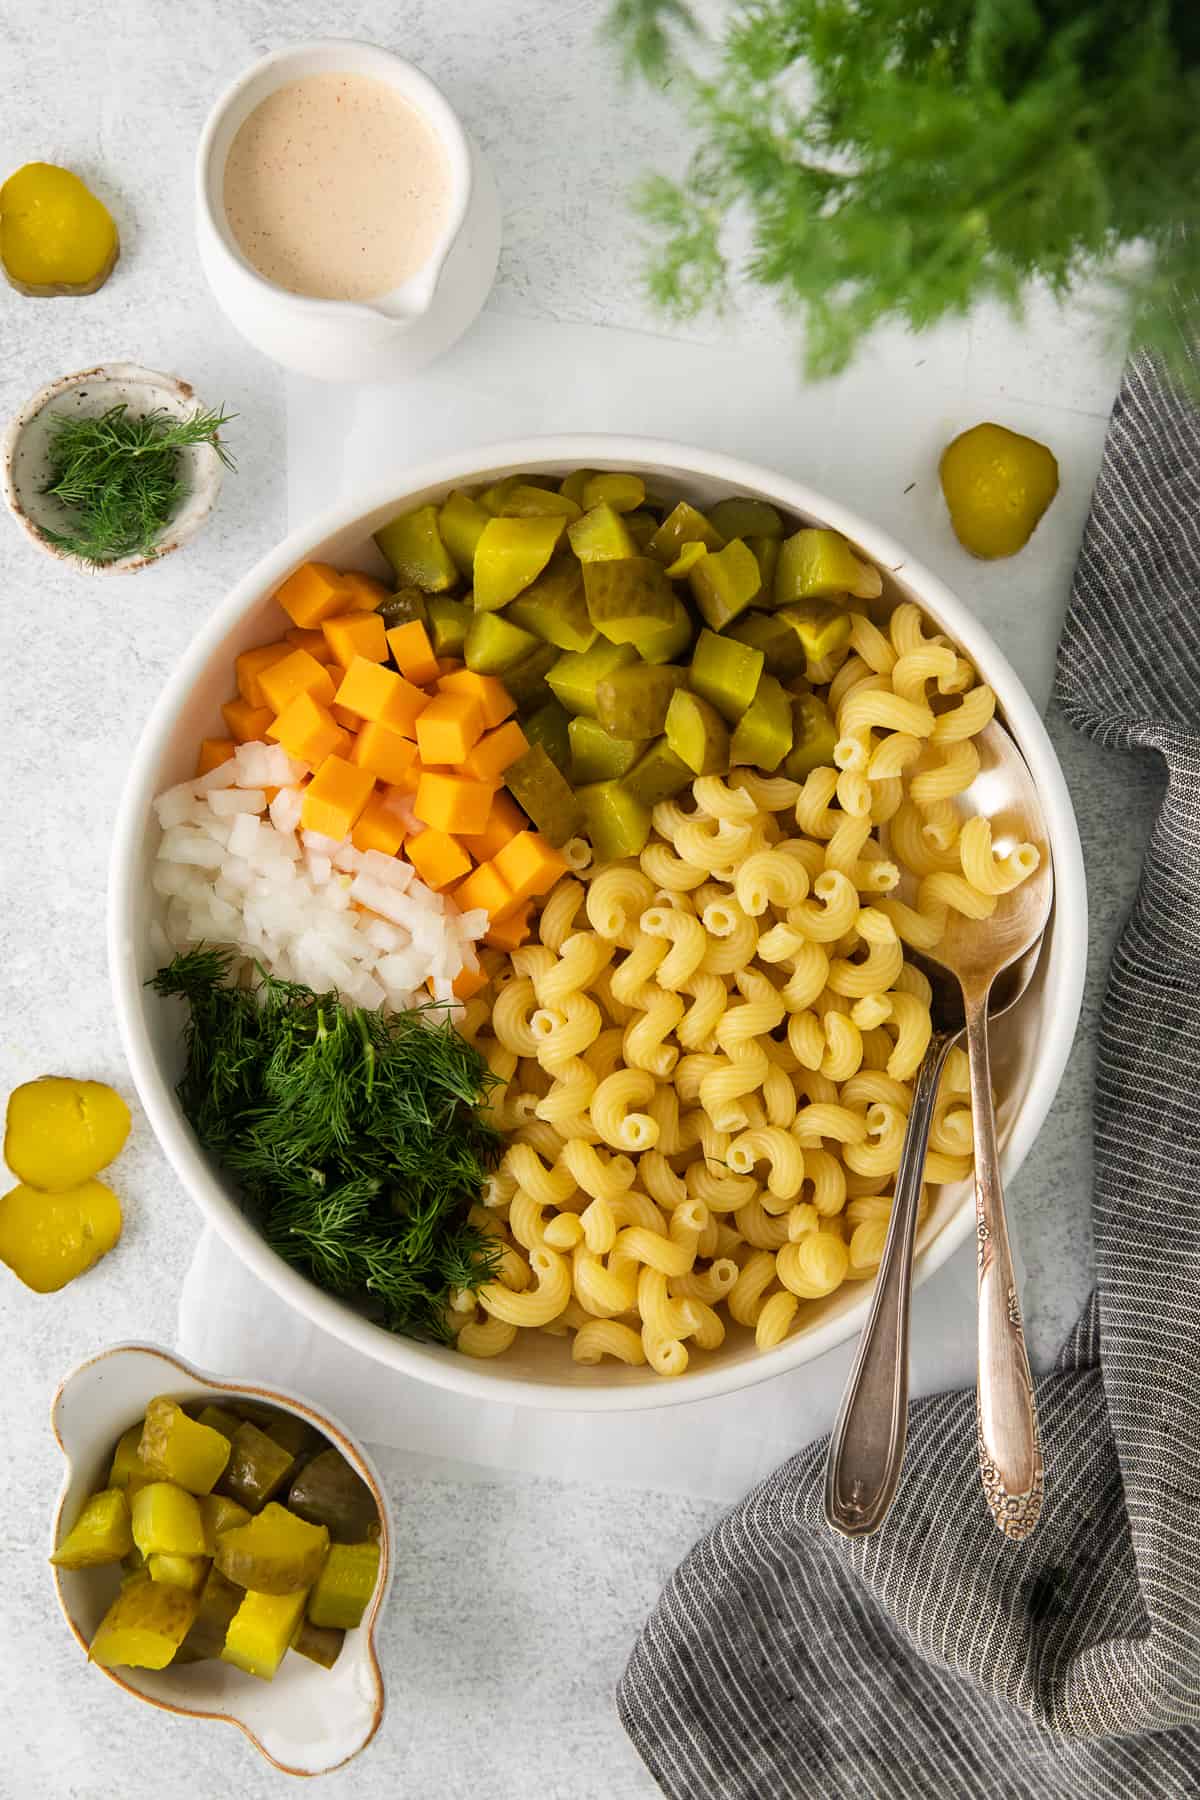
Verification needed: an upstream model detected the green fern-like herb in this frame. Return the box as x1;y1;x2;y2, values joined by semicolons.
609;0;1200;387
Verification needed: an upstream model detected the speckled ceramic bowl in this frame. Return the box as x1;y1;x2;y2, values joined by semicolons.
50;1343;391;1776
2;363;224;573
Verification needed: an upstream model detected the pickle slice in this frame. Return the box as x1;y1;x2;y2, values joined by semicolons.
784;693;839;779
648;500;724;564
292;1619;345;1669
546;641;639;717
623;738;694;809
724;611;808;682
287;1449;379;1545
175;1564;243;1664
519;698;572;775
465;611;540;675
214;1502;330;1596
504;744;584;846
222;1588;308;1681
374;505;460;593
426;595;471;659
217;1422;295;1513
774;527;882;603
474;515;567;612
567;503;637;563
504;556;596;652
730;673;793;771
578;781;653;861
51;1489;132;1568
665;690;729;776
707;497;784;541
594;663;687;738
689;628;764;723
568;716;648;783
438;489;492;578
688;538;762;632
138;1397;231;1496
583;556;678;645
89;1572;198;1670
307;1540;382;1632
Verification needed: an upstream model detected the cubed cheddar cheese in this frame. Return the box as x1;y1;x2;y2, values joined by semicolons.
332;703;362;730
352;719;420;784
415;692;484;766
300;754;375;840
340;570;390;610
462;720;529;783
221;698;275;744
196;737;237;777
451;966;489;1001
268;691;348;765
435;669;515;730
492;830;570;901
414;771;495;837
386;620;440;686
286;626;336;661
456;790;527;862
259;649;336;716
334;658;429;736
322;610;388;668
236;642;291;708
484;901;533;951
351;791;407;857
452;860;515;922
275;561;349;628
405;828;471;891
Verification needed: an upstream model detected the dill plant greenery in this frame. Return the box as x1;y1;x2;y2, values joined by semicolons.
607;0;1200;385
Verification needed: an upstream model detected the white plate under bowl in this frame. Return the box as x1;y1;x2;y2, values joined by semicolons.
108;435;1087;1412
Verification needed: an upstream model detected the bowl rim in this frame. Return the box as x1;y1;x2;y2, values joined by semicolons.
108;432;1088;1412
48;1341;389;1778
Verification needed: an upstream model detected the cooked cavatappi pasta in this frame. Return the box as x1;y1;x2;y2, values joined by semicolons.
452;602;1040;1376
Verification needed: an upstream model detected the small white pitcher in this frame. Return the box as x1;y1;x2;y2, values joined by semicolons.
195;40;501;383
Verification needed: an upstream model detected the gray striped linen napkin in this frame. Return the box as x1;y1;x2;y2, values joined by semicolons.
618;324;1200;1800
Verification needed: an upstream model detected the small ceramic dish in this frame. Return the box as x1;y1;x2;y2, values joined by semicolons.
50;1343;391;1776
1;363;225;574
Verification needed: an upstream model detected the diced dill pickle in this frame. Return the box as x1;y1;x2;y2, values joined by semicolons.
123;1545;146;1575
499;483;581;521
196;1405;243;1444
724;611;809;681
774;527;882;603
474;515;566;612
504;556;596;652
307;1540;382;1632
649;500;724;564
583;556;678;645
568;716;648;783
747;535;780;596
567;503;636;563
148;1553;209;1593
478;474;559;514
623;509;660;552
546;641;638;717
265;1414;322;1463
131;1483;207;1559
374;505;460;593
505;744;584;846
664;541;708;580
438;489;491;577
664;690;729;776
222;1587;308;1681
287;1449;378;1545
292;1619;345;1670
465;611;540;675
579;781;653;861
89;1572;198;1670
214;1502;330;1595
707;497;785;541
624;738;694;808
690;628;765;723
594;663;687;738
499;640;559;709
108;1423;147;1491
558;469;595;506
640;596;694;665
426;594;471;659
51;1488;132;1568
138;1398;231;1495
777;601;853;663
230;1401;280;1430
730;674;793;771
581;472;645;514
519;698;572;774
784;693;839;779
376;586;429;631
200;1493;252;1556
688;537;762;631
176;1564;243;1663
217;1422;295;1513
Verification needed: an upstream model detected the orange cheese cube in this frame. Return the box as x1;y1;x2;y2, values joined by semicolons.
414;772;495;837
322;610;388;668
462;720;529;783
268;691;348;765
484;901;533;951
340;570;390;610
415;692;484;766
300;754;375;840
334;658;429;736
259;649;336;716
352;719;420;784
332;703;362;730
406;828;471;891
456;790;528;862
286;626;336;661
221;698;275;743
451;860;515;922
492;831;570;901
236;642;292;708
351;791;408;857
196;737;237;777
451;965;489;1001
386;620;440;686
436;669;515;730
275;561;349;628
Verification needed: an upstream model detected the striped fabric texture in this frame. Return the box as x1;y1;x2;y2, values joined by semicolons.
618;325;1200;1799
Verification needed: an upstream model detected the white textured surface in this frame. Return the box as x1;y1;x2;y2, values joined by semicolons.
0;0;1157;1795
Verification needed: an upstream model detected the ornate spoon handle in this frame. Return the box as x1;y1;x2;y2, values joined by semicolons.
824;1032;954;1537
965;989;1044;1541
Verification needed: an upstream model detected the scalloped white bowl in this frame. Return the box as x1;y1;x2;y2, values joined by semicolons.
109;435;1087;1410
50;1344;391;1776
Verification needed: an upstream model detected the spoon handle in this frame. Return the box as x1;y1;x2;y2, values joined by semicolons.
824;1032;954;1537
965;990;1045;1541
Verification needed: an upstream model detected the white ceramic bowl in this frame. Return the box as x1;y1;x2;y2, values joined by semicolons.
50;1343;391;1776
109;435;1087;1411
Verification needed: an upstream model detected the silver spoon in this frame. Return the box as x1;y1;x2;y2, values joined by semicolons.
825;720;1054;1541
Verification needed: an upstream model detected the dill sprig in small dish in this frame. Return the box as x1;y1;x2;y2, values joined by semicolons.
39;401;234;566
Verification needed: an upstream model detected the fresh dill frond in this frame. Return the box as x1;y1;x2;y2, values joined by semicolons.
40;402;235;566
